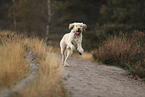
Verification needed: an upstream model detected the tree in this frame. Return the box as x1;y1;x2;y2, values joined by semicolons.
12;0;17;31
0;0;12;30
11;0;48;36
45;0;51;45
99;0;145;25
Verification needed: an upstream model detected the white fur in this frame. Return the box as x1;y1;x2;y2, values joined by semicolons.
60;22;87;66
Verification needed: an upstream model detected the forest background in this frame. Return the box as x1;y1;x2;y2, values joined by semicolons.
0;0;145;50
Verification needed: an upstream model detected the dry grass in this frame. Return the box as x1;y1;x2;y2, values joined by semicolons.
18;37;68;97
93;33;131;64
0;31;16;44
73;52;93;61
19;53;68;97
23;37;47;61
93;31;145;78
0;31;69;96
0;34;28;90
16;37;67;97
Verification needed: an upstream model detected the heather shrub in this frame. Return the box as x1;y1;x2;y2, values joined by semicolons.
93;31;145;77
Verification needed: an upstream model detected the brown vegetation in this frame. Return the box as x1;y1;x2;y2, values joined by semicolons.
0;31;69;97
19;38;68;97
93;31;145;78
0;32;28;90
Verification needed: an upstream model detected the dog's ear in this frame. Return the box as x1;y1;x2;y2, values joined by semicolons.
69;23;74;29
83;24;87;32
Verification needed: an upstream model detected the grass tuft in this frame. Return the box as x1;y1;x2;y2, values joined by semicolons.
93;31;145;78
0;31;69;97
0;36;28;90
19;37;69;97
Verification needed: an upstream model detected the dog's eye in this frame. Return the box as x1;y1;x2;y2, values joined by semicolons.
80;25;82;27
76;25;78;27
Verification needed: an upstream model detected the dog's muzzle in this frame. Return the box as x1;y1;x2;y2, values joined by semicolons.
75;29;82;36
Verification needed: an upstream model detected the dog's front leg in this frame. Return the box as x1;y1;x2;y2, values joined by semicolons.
67;42;75;53
77;46;84;55
76;39;84;55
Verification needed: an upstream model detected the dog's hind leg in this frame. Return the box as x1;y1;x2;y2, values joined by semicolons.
64;48;72;67
61;48;65;64
60;42;66;65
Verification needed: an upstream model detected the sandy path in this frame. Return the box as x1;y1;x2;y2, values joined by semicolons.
62;57;145;97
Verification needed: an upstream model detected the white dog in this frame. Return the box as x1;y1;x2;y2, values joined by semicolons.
60;22;87;66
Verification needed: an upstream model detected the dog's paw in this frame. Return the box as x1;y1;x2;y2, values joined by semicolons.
77;47;84;54
78;48;84;55
79;52;82;55
64;62;69;67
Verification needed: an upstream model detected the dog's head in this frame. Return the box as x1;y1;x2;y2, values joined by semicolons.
69;22;87;36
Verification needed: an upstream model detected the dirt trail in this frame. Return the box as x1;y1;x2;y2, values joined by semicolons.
62;57;145;97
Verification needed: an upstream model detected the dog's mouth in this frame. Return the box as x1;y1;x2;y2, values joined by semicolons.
75;30;81;35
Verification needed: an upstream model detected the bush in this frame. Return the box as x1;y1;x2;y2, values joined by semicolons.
93;31;145;78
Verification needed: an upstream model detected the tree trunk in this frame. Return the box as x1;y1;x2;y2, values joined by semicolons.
12;0;17;32
45;0;51;46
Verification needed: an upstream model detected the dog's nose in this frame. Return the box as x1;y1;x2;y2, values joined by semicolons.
78;28;81;31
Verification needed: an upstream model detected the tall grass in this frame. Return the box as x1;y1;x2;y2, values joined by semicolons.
0;31;69;96
19;37;68;97
93;31;145;78
0;36;28;90
23;37;47;61
19;54;68;97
